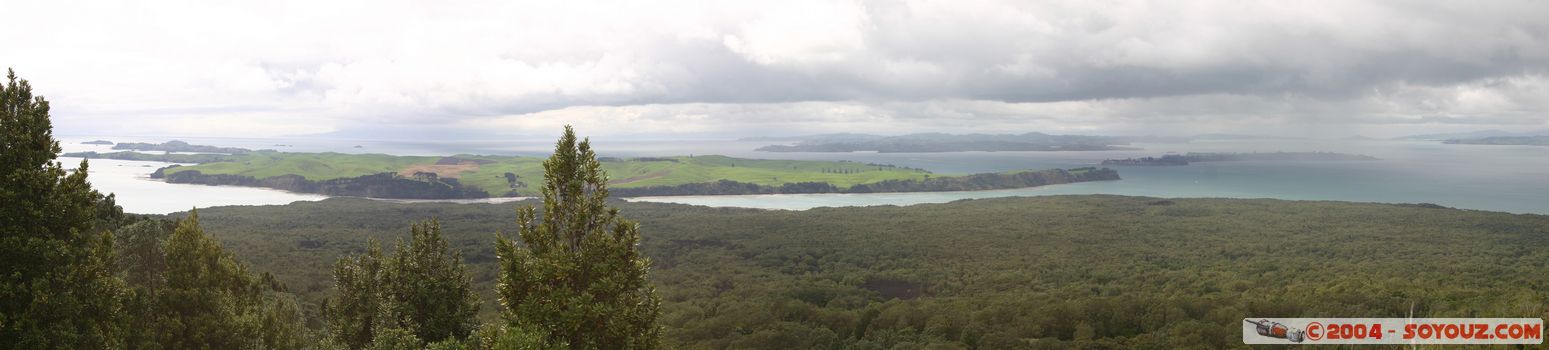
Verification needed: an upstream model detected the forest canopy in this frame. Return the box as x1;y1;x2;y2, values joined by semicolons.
174;196;1549;349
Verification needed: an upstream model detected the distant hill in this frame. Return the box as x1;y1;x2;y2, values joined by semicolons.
1102;152;1380;166
112;140;254;154
1393;129;1548;141
1442;136;1549;146
747;132;1332;150
754;132;1135;153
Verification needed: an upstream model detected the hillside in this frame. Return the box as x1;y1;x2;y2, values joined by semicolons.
150;152;936;197
174;196;1549;348
134;152;1115;199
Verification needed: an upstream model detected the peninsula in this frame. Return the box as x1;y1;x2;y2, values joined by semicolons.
79;148;1119;199
1102;152;1379;166
112;140;256;154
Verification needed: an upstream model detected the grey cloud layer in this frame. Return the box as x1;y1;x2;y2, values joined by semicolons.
3;0;1547;137
307;1;1549;121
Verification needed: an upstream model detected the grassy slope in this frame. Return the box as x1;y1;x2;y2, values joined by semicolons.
164;153;932;195
164;152;442;180
180;196;1549;348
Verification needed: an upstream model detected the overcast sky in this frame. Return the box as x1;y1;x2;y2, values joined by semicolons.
4;0;1548;139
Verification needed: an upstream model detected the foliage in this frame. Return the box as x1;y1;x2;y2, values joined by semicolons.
494;126;662;349
465;324;568;350
178;195;1549;349
323;220;481;348
0;68;128;348
322;240;397;349
387;220;480;343
151;211;308;349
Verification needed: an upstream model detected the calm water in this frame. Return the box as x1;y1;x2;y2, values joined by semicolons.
59;142;327;214
57;136;1549;215
630;139;1549;214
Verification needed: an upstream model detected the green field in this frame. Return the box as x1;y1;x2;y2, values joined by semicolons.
160;152;933;196
160;152;444;180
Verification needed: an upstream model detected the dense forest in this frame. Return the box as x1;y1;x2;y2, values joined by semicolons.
171;196;1549;349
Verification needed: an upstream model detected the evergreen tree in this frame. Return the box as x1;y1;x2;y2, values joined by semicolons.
385;219;479;344
116;220;177;293
115;219;176;350
495;126;661;349
155;211;307;349
323;220;479;349
322;240;396;349
0;68;127;348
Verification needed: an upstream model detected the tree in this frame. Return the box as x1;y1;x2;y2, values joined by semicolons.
0;68;128;348
322;240;397;349
495;126;662;349
155;211;307;349
323;219;479;349
115;219;177;350
385;219;479;344
117;220;177;295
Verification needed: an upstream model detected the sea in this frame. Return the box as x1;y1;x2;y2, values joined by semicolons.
57;136;1549;215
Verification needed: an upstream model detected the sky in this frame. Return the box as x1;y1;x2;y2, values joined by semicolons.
4;0;1548;139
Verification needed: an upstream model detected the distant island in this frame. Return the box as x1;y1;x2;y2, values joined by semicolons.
81;140;113;145
1442;136;1549;146
1102;152;1379;166
63;151;241;163
754;132;1136;153
112;140;254;154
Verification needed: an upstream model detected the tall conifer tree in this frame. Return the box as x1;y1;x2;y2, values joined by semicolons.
0;68;127;348
495;126;661;349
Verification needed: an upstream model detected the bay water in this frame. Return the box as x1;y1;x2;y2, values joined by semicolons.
56;136;1548;215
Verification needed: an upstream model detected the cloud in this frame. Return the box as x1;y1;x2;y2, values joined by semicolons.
2;0;1546;138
